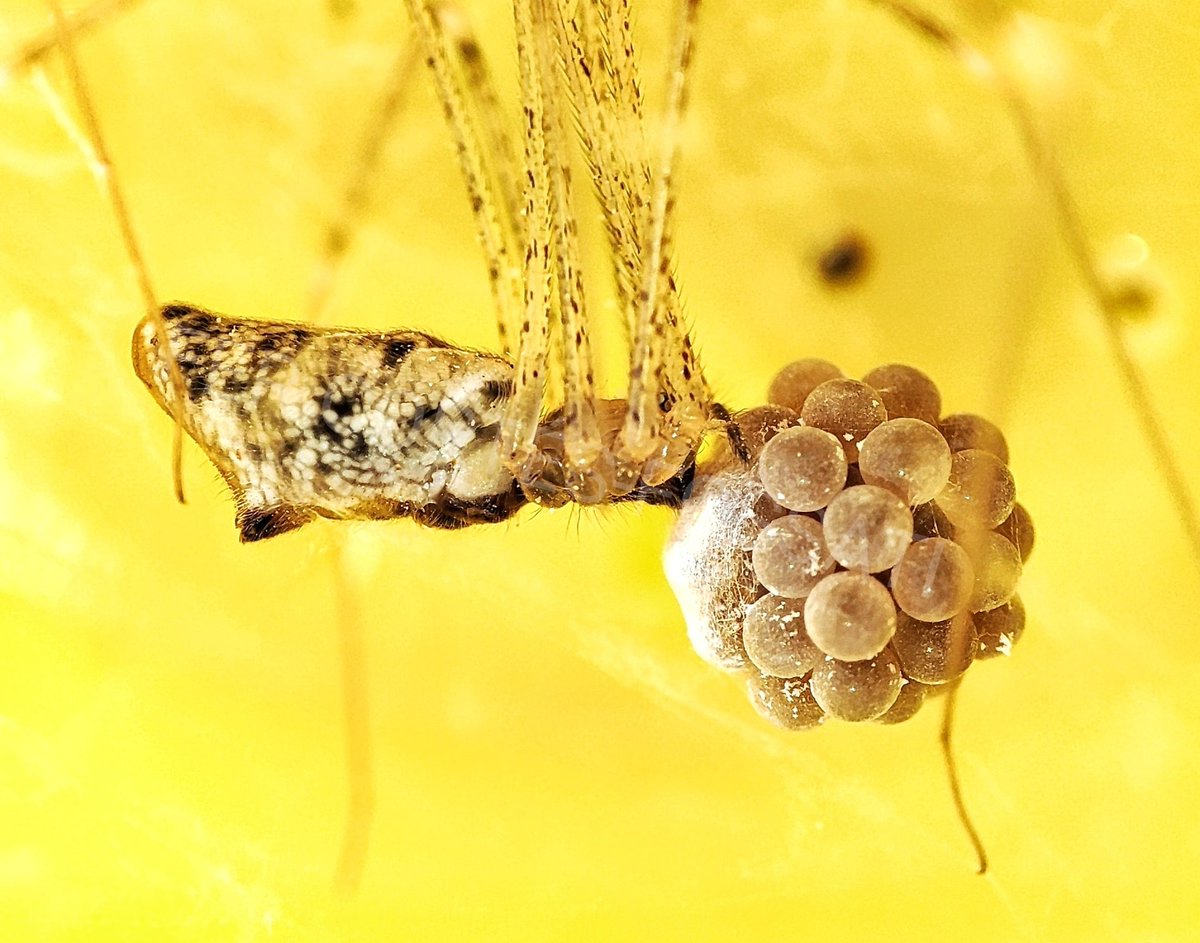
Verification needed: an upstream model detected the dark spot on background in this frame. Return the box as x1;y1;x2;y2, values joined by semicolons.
815;231;871;287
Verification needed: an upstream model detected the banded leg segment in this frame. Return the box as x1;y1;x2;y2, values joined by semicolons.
556;0;711;489
529;0;604;499
404;0;522;358
501;0;556;483
611;0;709;485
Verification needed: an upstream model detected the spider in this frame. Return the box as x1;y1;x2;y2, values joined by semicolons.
120;0;716;541
2;0;1200;931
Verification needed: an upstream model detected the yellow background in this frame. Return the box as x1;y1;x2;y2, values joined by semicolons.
2;0;1198;939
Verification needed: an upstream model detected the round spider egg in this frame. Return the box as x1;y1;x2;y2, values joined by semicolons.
939;413;1010;463
742;594;822;678
801;378;888;462
997;502;1036;562
964;531;1023;612
767;358;843;412
810;650;904;722
747;673;826;730
891;537;975;622
874;678;930;725
804;571;898;661
935;449;1017;530
861;363;941;425
822;485;913;572
974;597;1027;658
733;404;799;461
757;425;848;512
858;418;952;505
751;515;837;598
891;612;979;684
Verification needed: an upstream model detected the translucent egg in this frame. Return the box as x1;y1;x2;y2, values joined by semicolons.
810;650;904;722
801;378;888;461
890;612;978;684
874;678;929;725
746;673;826;730
804;571;898;661
756;425;848;512
934;449;1017;529
733;404;799;461
751;515;836;598
742;594;822;678
822;485;914;572
858;418;953;506
861;363;942;425
767;358;844;412
997;501;1036;562
974;597;1027;658
938;413;1010;463
890;537;975;621
966;531;1022;612
911;501;955;540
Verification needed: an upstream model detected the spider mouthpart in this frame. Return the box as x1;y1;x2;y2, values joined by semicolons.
665;359;1033;727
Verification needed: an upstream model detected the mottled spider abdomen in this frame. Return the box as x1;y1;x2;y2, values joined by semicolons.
133;303;524;540
665;361;1033;729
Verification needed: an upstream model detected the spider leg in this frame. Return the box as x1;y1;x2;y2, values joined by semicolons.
555;0;712;494
3;0;148;75
553;0;646;328
40;0;188;504
494;0;556;487
308;39;421;321
611;0;707;487
437;2;524;244
404;0;522;359
329;536;376;895
530;0;604;500
869;0;1200;577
